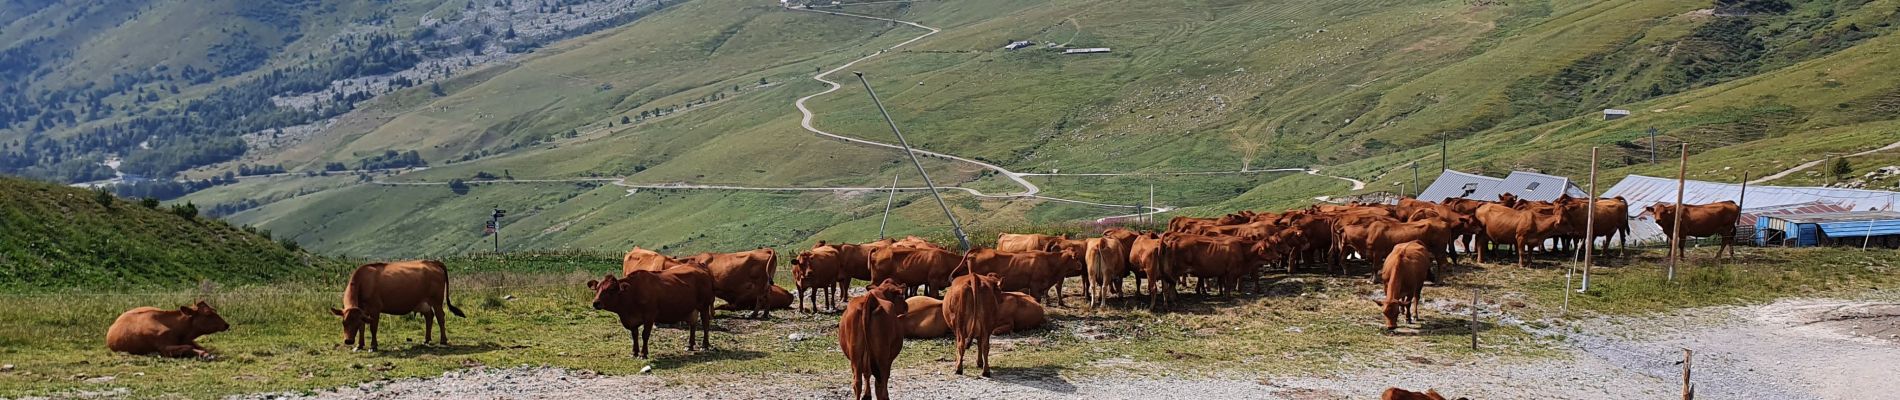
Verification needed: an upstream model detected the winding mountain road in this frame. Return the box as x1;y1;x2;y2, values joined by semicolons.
1750;139;1900;184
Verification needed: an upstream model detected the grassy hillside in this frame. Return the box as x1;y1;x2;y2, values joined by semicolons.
0;177;334;289
175;0;1900;257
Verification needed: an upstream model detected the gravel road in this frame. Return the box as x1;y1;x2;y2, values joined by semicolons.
234;297;1900;400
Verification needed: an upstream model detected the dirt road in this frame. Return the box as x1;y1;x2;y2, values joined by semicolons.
240;297;1900;399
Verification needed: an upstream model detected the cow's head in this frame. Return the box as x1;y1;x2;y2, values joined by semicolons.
180;301;229;336
867;279;907;304
790;252;812;283
328;306;368;347
1373;299;1409;331
588;274;634;312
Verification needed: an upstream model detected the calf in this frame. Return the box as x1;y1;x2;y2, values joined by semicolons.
1645;200;1741;259
1084;236;1129;308
993;291;1047;334
587;266;716;359
329;260;466;351
106;301;229;359
840;279;910;400
900;296;949;339
1376;242;1433;331
944;273;1002;376
792;246;846;313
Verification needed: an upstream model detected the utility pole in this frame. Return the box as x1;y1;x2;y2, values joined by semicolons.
1411;162;1420;198
1440;133;1448;173
856;72;969;251
1582;147;1597;291
1148;184;1156;226
489;207;506;253
1669;143;1687;281
1649;127;1659;164
879;173;899;240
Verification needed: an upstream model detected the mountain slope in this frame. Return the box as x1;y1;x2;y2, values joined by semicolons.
0;177;333;289
159;0;1900;257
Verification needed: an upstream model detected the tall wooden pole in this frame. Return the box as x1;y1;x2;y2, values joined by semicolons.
1469;289;1480;350
1669;143;1688;281
1582;147;1597;291
1681;348;1695;400
1740;172;1748;248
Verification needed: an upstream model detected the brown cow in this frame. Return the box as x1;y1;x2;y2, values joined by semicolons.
1084;236;1129;308
963;247;1078;306
329;260;466;351
943;273;1002;377
997;233;1088;298
587;266;715;359
993;292;1047;334
1354;212;1457;281
106;301;228;359
622;246;681;273
868;245;964;296
717;284;793;312
682;248;778;319
1473;202;1571;267
1128;232;1176;309
900;296;948;339
840;279;910;399
1644;200;1741;259
1162;233;1273;296
1382;387;1464;400
1103;227;1144;295
1274;211;1335;270
792;246;846;313
1376;242;1433;331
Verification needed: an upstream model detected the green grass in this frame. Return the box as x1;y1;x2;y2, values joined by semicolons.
0;177;337;289
8;245;1894;398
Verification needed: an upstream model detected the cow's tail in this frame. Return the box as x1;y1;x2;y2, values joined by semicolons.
432;260;467;318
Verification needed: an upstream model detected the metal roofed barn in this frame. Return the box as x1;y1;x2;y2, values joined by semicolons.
1416;169;1502;202
1757;211;1900;248
1603;174;1900;244
1418;169;1585;203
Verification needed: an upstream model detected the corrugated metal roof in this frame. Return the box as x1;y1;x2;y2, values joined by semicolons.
1605;175;1900;244
1816;219;1900;238
1417;169;1502;203
1604;175;1900;217
1472;171;1589;202
1739;201;1852;225
1771;211;1900;224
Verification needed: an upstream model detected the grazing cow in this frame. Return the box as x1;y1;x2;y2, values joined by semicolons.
106;301;229;358
963;247;1078;306
868;245;964;296
900;296;949;339
1084;237;1129;307
622;246;682;273
1162;233;1273;296
588;266;716;358
682;248;779;318
1382;387;1463;400
792;246;847;313
329;260;466;351
993;292;1047;334
943;273;1002;377
840;279;910;400
1473;202;1571;267
717;284;793;312
1128;232;1176;309
1376;241;1433;331
1644;200;1741;259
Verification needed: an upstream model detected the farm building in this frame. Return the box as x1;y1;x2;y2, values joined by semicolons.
1602;175;1900;244
1603;109;1630;120
1417;169;1586;203
1757;211;1900;248
1003;40;1033;50
1063;47;1111;54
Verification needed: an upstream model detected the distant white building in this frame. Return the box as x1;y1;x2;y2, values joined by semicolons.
1603;109;1631;120
1003;40;1033;50
1063;47;1111;54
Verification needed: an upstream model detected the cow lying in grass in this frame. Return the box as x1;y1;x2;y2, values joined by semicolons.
106;301;228;359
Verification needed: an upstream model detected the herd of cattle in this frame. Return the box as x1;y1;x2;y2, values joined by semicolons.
97;194;1744;399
